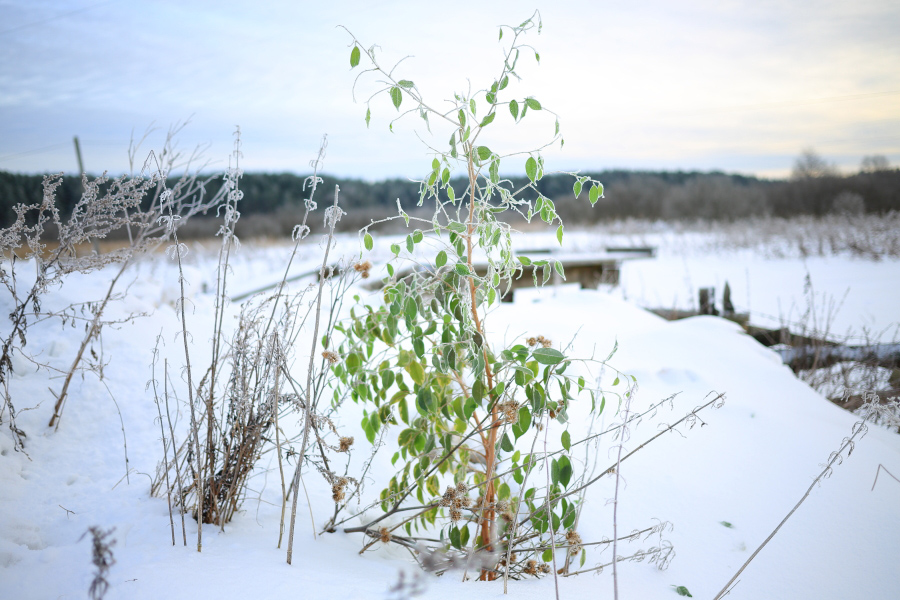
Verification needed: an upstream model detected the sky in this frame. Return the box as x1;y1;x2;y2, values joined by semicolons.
0;0;898;181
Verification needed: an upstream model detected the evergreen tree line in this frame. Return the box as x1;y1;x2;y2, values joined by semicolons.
1;162;898;236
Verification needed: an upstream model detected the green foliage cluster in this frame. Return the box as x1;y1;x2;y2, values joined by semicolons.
324;13;622;581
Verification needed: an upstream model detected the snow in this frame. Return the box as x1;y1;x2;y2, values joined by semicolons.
2;230;899;600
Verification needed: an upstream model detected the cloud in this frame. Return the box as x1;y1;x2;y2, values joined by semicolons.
1;0;897;177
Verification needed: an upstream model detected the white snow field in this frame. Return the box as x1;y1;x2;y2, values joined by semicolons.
1;229;899;600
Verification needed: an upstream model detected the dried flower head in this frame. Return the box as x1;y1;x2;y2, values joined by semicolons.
524;559;538;575
565;529;583;555
449;508;462;522
322;350;340;365
440;486;456;507
332;483;345;502
539;563;551;574
455;481;468;496
497;400;520;424
332;476;349;502
338;436;354;452
495;500;510;513
379;527;392;544
527;335;552;348
353;260;372;279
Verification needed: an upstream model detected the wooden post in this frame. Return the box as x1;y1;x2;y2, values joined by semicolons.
699;287;718;316
74;136;100;255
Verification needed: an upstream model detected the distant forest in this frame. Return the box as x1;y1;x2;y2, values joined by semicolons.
2;155;898;237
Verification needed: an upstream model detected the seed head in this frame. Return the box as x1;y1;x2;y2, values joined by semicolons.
353;260;372;279
449;508;462;522
498;400;520;424
332;483;345;502
440;486;456;507
379;527;392;544
332;476;349;502
322;350;340;365
565;529;583;555
338;436;354;452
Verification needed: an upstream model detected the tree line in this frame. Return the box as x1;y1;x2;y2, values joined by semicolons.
1;151;896;235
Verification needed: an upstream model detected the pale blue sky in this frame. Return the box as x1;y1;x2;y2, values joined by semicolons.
1;0;898;179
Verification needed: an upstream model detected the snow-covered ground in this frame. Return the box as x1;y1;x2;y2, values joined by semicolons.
2;227;899;600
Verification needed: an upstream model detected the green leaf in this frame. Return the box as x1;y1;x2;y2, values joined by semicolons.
554;119;559;135
479;113;496;128
497;482;510;500
408;361;425;386
476;146;492;161
561;430;571;451
398;79;415;89
573;180;583;199
350;46;360;68
469;98;476;116
449;526;461;549
720;521;734;528
441;167;450;186
525;98;542;110
499;75;509;90
555;260;566;281
509;99;519;120
413;229;424;244
404;297;417;322
673;586;693;597
556;225;563;246
458;109;466;127
398;428;415;447
551;458;560;485
471;379;484;403
519;256;532;266
406;235;414;253
390;243;400;255
589;183;603;206
557;455;572;487
542;548;553;562
365;107;371;128
533;347;565;365
500;433;514;452
390;86;402;110
364;232;373;251
454;263;471;276
436;250;447;268
498;28;503;40
534;52;540;63
525;157;537;182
